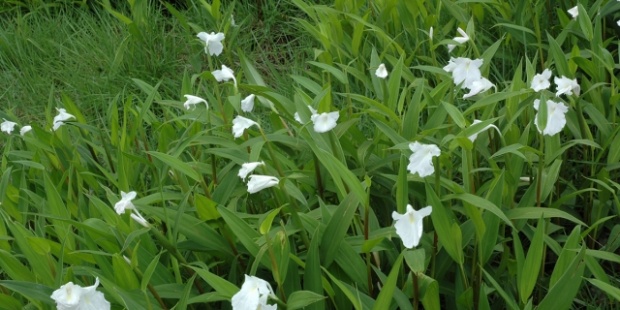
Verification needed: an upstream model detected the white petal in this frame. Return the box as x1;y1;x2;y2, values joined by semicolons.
312;111;339;133
375;63;388;79
393;204;432;248
534;100;569;136
568;6;578;19
247;175;279;194
232;115;259;138
241;94;256;113
20;125;32;136
1;119;18;134
463;78;494;99
407;142;440;177
238;161;265;180
232;275;275;310
183;95;208;110
468;119;500;142
531;69;552;92
213;65;237;87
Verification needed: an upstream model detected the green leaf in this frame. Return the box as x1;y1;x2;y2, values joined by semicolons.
321;193;359;266
444;193;513;228
146;151;202;183
537;246;586;310
506;207;586;226
0;281;53;306
373;252;404;310
189;265;239;299
426;183;463;264
586;278;620;301
259;207;282;235
287;291;327;310
518;217;545;304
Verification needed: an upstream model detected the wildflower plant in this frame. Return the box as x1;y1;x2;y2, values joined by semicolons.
1;0;620;309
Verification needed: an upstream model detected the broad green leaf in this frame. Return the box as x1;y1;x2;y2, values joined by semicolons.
321;193;358;266
146;151;202;183
287;291;327;310
372;252;404;310
537;246;586;310
189;265;239;298
506;207;586;226
518;218;545;304
586;278;620;301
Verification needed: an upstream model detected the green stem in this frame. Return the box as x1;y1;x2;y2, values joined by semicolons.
536;134;545;208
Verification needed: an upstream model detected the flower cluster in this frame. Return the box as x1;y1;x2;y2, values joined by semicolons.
529;69;578;136
238;161;279;194
443;57;494;99
1;108;75;136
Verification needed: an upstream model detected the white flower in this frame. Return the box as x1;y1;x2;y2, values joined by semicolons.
429;26;433;40
241;94;256;113
447;27;469;52
238;161;264;180
114;191;137;214
114;191;149;227
183;95;208;110
533;99;569;136
1;119;17;134
375;63;388;79
20;125;32;136
231;275;277;310
196;32;225;56
462;77;494;98
53;108;75;131
617;20;620;27
568;6;578;19
294;106;318;123
468;119;500;142
531;69;552;92
311;111;339;133
443;57;483;89
392;204;432;248
247;175;279;194
213;65;237;87
407;142;440;177
51;277;111;310
554;76;580;97
232;115;259;138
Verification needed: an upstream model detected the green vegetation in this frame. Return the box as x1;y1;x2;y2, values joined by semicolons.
1;0;620;309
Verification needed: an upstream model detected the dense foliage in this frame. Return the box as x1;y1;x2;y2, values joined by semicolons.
1;0;620;309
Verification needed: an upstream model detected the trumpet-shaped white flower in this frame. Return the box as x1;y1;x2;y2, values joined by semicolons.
311;111;339;133
1;119;17;134
213;65;237;87
294;106;318;124
232;115;259;138
53;108;75;131
231;275;277;310
531;69;552;92
443;57;483;89
20;125;32;136
51;277;111;310
568;6;578;19
183;95;208;110
533;99;569;136
114;191;137;214
196;32;225;56
241;94;256;113
392;204;433;248
429;26;434;40
238;161;264;180
447;27;469;52
468;119;500;142
462;77;494;99
247;175;279;194
375;63;388;79
554;76;580;97
407;142;440;177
